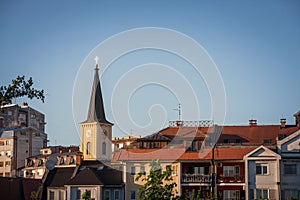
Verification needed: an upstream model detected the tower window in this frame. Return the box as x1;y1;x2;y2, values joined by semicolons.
102;142;106;155
86;142;91;155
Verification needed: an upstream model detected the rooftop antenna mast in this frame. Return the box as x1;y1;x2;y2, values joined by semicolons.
173;103;182;121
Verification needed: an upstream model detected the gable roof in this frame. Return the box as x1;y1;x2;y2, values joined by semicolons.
66;166;123;186
44;167;76;188
243;145;280;160
277;129;300;146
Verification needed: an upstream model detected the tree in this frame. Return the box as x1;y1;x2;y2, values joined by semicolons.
0;75;45;106
135;160;179;200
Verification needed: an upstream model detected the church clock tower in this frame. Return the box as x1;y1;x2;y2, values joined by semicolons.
80;56;113;161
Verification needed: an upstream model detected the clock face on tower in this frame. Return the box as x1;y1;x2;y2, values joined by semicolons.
86;130;91;138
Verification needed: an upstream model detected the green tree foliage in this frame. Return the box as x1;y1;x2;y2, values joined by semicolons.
0;75;45;106
135;160;178;200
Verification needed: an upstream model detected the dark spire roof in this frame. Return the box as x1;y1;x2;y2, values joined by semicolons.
84;63;112;124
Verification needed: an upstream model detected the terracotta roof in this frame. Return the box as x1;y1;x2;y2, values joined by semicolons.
112;147;255;162
158;126;209;139
140;125;298;145
178;147;256;160
219;125;298;145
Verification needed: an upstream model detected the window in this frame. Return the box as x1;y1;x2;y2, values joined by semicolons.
69;157;75;164
59;157;64;165
256;189;268;199
191;141;197;151
284;190;299;200
130;190;136;200
223;139;230;144
31;114;36;119
224;166;240;176
49;190;55;200
194;166;210;175
0;162;3;167
114;190;120;200
172;165;178;176
5;140;10;145
278;134;285;140
104;190;110;199
263;139;271;144
86;142;91;155
6;151;11;157
7;111;12;116
284;164;297;175
130;166;136;176
59;190;64;200
140;165;146;175
166;165;172;175
224;190;240;200
235;139;242;144
76;189;81;200
5;161;11;167
102;142;106;155
256;164;268;175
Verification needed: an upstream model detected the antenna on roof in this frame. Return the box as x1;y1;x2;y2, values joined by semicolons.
173;103;182;121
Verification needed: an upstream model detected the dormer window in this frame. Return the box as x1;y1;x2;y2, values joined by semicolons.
278;134;285;140
235;139;242;144
223;139;230;144
263;139;271;144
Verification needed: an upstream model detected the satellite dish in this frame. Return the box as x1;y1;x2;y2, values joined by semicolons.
48;155;58;163
45;160;55;170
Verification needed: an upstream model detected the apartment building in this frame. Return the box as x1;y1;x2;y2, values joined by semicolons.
112;115;300;200
0;103;47;177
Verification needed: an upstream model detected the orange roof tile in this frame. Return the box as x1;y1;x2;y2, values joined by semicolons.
112;147;256;162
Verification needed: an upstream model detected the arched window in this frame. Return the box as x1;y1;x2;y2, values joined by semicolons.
102;142;106;155
86;142;91;155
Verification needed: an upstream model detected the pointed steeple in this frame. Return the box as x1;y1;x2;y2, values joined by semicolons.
85;56;112;124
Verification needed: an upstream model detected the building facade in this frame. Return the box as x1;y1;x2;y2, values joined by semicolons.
23;145;81;179
113;115;300;200
0;103;47;177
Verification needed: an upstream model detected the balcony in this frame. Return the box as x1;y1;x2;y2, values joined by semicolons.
181;174;211;183
217;175;245;183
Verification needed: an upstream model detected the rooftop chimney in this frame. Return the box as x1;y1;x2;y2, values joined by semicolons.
249;119;257;126
280;118;286;128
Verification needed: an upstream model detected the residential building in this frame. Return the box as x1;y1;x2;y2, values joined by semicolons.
277;129;300;200
112;115;300;200
23;145;81;179
0;103;47;177
244;146;281;200
112;135;141;152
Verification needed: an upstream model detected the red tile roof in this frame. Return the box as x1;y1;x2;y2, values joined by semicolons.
112;124;298;162
112;147;256;162
158;127;208;139
219;125;298;145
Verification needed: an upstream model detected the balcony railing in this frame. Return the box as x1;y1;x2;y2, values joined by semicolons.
217;175;245;183
181;174;211;183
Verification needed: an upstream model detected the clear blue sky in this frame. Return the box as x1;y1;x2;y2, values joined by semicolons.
1;0;299;146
